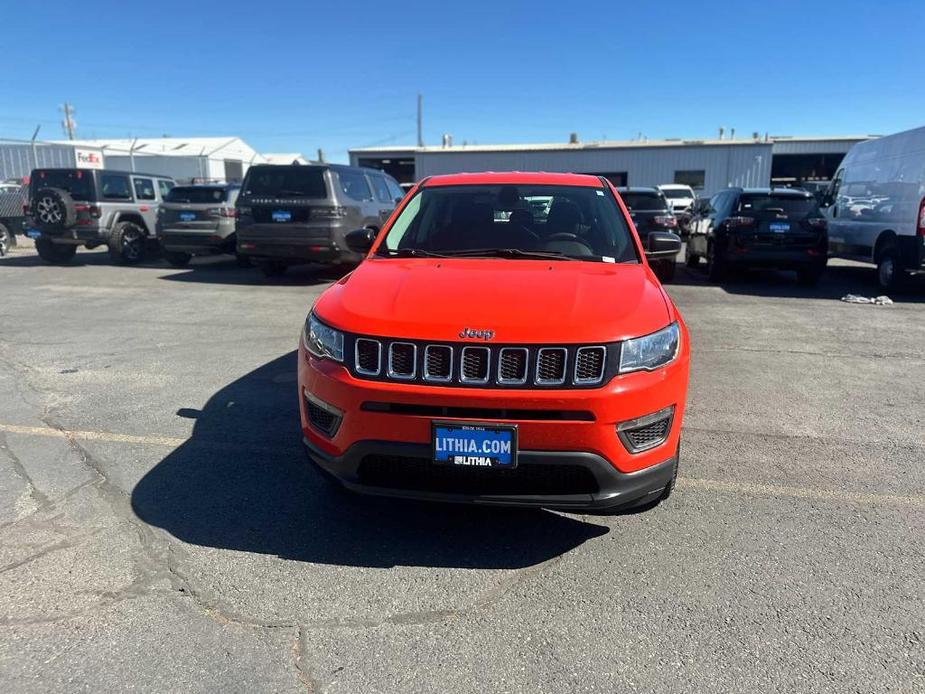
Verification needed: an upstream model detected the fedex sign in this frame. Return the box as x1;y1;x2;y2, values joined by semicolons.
75;149;104;170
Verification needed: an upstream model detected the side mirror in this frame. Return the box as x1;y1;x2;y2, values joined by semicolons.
345;228;377;254
645;231;682;259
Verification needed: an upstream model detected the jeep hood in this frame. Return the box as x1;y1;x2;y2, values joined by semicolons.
313;258;672;344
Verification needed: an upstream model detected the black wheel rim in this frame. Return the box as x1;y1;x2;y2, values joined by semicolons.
879;257;894;287
124;228;142;261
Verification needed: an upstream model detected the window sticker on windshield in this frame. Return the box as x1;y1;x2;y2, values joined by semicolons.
602;256;616;263
596;190;604;196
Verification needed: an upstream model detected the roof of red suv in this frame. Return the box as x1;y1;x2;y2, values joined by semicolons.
422;171;605;188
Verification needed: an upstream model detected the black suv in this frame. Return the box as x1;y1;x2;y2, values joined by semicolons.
27;168;175;264
686;187;828;285
616;186;680;282
235;164;404;277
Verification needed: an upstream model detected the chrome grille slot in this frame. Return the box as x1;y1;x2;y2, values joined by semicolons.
498;347;528;384
355;338;381;376
460;346;490;384
574;346;606;384
388;342;416;379
535;348;567;385
424;345;453;382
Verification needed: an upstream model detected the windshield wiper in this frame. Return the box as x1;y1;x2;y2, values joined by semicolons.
439;248;582;261
377;248;450;258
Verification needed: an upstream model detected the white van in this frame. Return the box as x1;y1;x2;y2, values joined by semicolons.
823;126;925;289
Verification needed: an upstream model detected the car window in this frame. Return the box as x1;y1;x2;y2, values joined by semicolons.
380;183;638;263
619;192;670;211
165;186;227;203
661;189;691;200
242;166;328;198
31;170;94;201
369;175;392;203
385;177;404;202
158;180;175;197
338;170;373;201
100;174;132;200
133;177;156;201
737;194;818;218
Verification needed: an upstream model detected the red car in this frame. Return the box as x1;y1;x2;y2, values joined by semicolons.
298;172;689;512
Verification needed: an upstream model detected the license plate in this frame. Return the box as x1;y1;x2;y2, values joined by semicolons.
769;222;790;233
26;229;41;239
272;210;292;223
432;422;517;468
179;212;196;222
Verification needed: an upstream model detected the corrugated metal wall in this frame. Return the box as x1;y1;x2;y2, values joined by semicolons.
0;143;79;180
413;143;773;195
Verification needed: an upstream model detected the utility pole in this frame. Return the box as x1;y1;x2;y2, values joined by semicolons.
31;125;41;170
417;93;423;147
61;103;76;140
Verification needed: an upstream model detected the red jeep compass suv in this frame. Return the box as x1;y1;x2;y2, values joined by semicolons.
298;172;689;512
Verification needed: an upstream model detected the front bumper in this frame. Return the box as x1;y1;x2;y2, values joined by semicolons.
305;437;677;511
298;331;689;509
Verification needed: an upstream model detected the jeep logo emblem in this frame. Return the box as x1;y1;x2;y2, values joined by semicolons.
459;328;495;340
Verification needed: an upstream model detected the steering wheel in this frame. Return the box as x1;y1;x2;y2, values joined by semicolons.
545;232;581;242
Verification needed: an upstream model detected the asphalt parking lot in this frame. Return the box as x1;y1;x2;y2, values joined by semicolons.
0;242;922;693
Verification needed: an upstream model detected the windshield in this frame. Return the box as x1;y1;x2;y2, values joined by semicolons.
661;188;692;199
165;186;232;204
31;170;93;201
737;194;818;218
379;184;638;262
242;166;327;198
619;192;670;212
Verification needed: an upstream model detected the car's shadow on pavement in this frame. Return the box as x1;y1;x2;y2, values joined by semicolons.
159;258;349;287
131;351;609;569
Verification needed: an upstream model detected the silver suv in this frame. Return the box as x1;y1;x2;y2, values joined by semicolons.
27;168;175;264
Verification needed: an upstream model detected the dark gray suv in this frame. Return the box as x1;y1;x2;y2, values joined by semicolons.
235;164;404;276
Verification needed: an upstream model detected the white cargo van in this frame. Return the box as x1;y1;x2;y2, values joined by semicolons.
823;126;925;289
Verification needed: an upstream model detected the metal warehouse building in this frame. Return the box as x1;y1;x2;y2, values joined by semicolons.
350;135;871;195
0;137;268;184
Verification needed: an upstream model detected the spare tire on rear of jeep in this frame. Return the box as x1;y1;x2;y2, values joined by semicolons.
33;188;77;230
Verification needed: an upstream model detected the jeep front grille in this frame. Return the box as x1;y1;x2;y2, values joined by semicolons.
355;338;381;375
424;345;453;382
574;346;606;384
388;343;416;379
346;338;618;389
536;348;567;385
498;347;528;384
460;346;490;384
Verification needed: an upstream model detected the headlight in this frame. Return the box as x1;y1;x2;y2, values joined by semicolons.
619;322;679;373
302;312;344;362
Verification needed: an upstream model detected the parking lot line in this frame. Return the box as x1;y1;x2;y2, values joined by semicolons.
2;422;922;509
0;422;186;447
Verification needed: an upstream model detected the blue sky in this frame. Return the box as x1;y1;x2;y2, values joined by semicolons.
2;0;923;162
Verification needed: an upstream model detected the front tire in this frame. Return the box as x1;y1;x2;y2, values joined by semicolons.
685;243;699;268
876;246;906;291
108;222;147;265
35;237;77;264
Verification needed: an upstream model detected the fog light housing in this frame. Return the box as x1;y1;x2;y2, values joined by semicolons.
616;405;675;453
304;390;343;438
